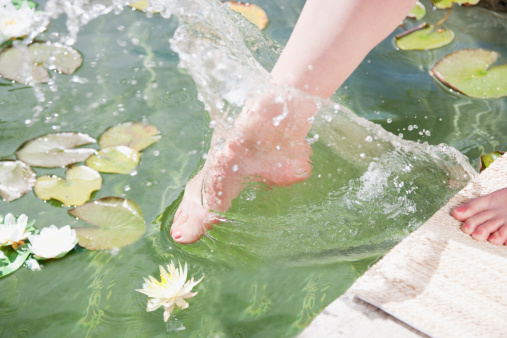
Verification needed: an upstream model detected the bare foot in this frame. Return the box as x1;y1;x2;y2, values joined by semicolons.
170;92;318;243
452;188;507;245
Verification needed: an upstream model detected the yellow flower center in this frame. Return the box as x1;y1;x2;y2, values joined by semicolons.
156;274;173;287
5;19;17;27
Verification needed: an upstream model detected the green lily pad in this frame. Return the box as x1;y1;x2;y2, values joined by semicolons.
34;166;102;206
0;245;30;277
430;49;507;99
68;197;146;250
0;160;36;202
407;1;426;20
432;0;479;9
11;0;38;9
0;42;82;84
16;132;96;168
479;151;505;172
395;24;454;50
98;122;162;151
85;146;140;174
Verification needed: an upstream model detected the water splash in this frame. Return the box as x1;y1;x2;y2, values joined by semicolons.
34;0;477;257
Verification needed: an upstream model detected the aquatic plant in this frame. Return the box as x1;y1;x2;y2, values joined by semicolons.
0;0;42;46
69;197;146;250
28;225;78;259
136;261;204;322
0;213;30;246
430;49;507;99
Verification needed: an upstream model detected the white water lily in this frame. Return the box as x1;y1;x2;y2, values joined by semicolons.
0;213;30;246
28;225;77;259
0;0;42;45
136;261;204;322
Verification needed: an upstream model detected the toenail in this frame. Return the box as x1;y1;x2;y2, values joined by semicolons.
172;231;182;239
454;205;467;213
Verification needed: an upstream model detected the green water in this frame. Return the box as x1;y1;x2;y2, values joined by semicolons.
0;0;506;336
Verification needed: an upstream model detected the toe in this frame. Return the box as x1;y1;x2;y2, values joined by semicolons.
452;194;493;221
488;222;507;245
461;210;494;235
471;218;504;241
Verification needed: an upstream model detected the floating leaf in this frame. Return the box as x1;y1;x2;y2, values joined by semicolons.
395;24;454;50
128;0;157;12
432;0;479;9
16;132;96;168
407;1;426;20
0;47;49;83
430;49;507;99
11;0;38;9
0;42;82;84
0;245;30;277
69;197;146;250
479;151;505;172
85;146;140;174
98;121;162;151
34;166;102;206
29;42;82;75
0;160;36;202
224;1;269;30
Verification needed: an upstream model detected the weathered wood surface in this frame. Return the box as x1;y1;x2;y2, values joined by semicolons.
349;154;507;337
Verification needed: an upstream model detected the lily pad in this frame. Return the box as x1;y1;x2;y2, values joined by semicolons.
29;42;82;74
128;0;157;12
224;1;269;30
0;42;82;84
0;160;36;202
0;47;49;83
34;166;102;206
16;132;96;168
407;1;426;20
98;121;162;151
85;146;140;174
68;197;146;250
11;0;38;9
430;49;507;99
395;23;454;50
432;0;480;9
0;245;30;277
479;151;505;172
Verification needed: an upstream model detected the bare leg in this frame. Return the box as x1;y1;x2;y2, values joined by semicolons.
452;188;507;245
171;0;417;243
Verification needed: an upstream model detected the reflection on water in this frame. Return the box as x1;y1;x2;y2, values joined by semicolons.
0;0;506;336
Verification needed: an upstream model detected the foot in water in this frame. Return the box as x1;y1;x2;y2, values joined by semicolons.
452;188;507;245
170;93;318;243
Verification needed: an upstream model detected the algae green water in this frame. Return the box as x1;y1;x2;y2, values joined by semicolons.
0;0;506;336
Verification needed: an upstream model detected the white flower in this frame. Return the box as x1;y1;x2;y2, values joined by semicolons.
0;213;30;246
28;225;77;259
0;0;42;45
136;261;204;322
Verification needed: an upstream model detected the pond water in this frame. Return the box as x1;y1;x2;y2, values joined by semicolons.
0;0;506;336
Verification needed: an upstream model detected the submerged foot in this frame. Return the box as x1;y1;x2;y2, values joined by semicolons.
452;188;507;245
170;93;317;244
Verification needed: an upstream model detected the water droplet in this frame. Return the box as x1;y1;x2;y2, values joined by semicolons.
387;118;392;123
232;164;238;172
365;136;373;142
